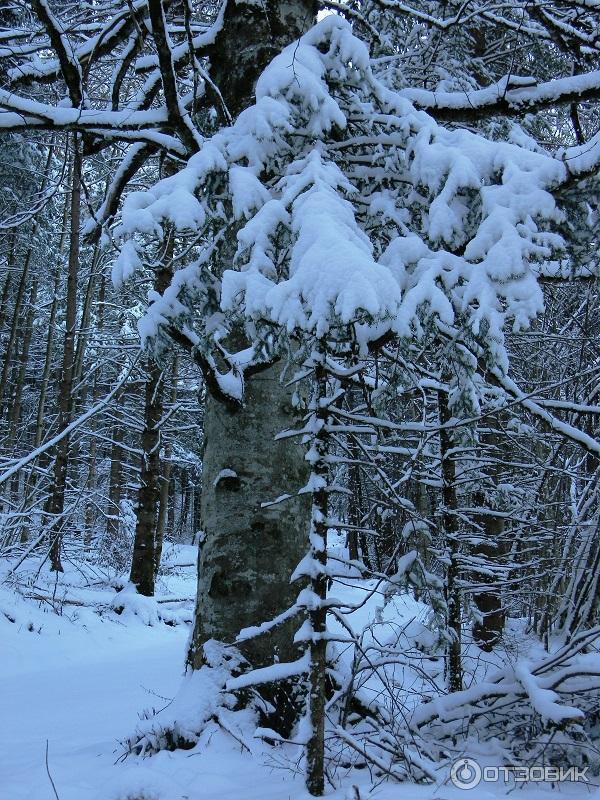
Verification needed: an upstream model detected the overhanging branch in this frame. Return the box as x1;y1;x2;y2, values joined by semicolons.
402;70;600;122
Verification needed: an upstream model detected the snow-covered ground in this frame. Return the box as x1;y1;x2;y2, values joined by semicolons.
1;547;598;800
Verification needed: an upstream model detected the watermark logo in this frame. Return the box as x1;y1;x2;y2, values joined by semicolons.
450;759;589;789
450;758;482;789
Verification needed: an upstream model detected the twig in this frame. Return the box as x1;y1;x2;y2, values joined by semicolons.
45;740;60;800
215;713;252;753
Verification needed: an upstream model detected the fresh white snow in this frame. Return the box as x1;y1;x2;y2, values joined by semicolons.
1;550;598;800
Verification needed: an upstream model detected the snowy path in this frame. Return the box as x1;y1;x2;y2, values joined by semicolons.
1;617;188;800
0;612;324;800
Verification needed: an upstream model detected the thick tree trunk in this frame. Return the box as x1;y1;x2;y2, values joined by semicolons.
471;517;506;651
187;0;316;668
188;366;310;669
205;1;318;121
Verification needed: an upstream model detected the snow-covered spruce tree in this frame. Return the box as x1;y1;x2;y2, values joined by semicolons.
113;14;590;791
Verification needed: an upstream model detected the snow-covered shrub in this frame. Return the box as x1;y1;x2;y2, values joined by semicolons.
111;582;192;627
334;621;600;779
127;640;251;754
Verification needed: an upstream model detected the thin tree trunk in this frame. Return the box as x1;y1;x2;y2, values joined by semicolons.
346;429;364;563
47;135;81;572
438;390;463;693
168;468;176;536
18;264;62;544
8;278;38;448
73;245;100;390
129;355;164;595
306;349;329;797
0;244;31;420
129;239;172;595
154;355;178;574
178;476;191;540
0;237;14;334
0;146;54;419
471;421;507;651
7;278;38;512
83;271;107;545
106;400;124;544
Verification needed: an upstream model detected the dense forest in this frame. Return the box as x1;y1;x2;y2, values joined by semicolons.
0;2;599;798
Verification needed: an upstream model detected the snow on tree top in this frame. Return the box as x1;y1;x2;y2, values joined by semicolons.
115;14;569;379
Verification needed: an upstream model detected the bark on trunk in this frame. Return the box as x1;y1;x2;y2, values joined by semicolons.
0;243;31;421
188;365;310;669
129;356;164;595
471;422;507;652
438;390;463;693
129;246;172;595
470;516;506;651
305;351;329;797
83;272;107;545
106;402;124;544
7;278;38;512
0;256;13;334
154;355;178;574
47;136;81;572
206;1;319;121
8;278;38;449
0;146;54;421
187;0;316;669
19;260;61;544
346;423;366;565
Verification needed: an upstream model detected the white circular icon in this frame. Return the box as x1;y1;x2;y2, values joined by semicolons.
450;758;482;789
